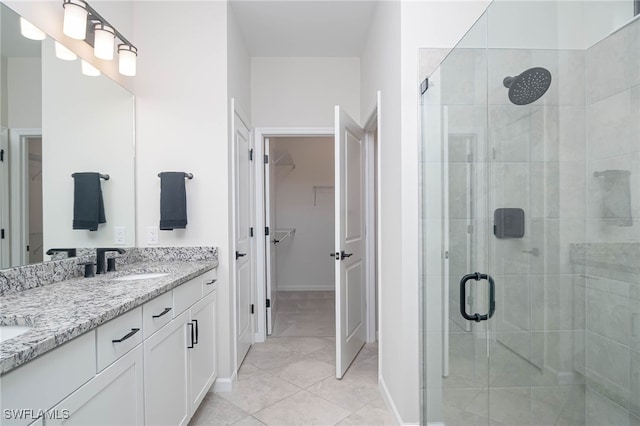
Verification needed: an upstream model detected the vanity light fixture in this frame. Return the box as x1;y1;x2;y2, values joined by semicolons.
81;59;100;77
62;0;88;40
55;41;77;61
117;44;137;76
20;17;46;40
93;23;115;60
62;0;138;76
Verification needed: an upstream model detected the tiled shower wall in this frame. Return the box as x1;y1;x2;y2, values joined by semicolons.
579;17;640;426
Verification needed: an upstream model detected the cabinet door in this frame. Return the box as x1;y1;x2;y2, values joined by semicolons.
189;290;217;413
144;311;190;426
48;345;144;426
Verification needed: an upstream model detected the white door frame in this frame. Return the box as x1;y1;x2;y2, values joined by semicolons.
230;99;255;374
8;128;42;266
253;127;333;342
253;118;380;344
0;127;9;268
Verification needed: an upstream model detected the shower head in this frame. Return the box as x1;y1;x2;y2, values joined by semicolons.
503;67;552;105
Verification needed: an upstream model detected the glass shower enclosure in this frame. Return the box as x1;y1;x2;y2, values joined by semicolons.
420;1;640;424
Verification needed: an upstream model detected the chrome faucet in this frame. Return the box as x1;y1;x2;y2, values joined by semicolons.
96;248;126;274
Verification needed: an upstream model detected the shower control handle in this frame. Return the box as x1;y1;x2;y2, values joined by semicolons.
459;272;496;322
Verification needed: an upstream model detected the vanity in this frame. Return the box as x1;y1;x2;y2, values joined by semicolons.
0;248;219;426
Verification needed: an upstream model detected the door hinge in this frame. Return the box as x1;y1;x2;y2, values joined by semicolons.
467;153;474;163
264;155;269;164
249;149;254;161
0;229;4;239
467;224;474;234
265;226;270;236
0;149;4;162
250;227;254;237
266;299;271;308
26;245;30;252
250;304;254;314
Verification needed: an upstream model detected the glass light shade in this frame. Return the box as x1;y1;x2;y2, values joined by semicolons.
20;18;45;40
81;60;100;76
55;41;77;61
93;23;115;60
63;0;88;40
118;44;137;77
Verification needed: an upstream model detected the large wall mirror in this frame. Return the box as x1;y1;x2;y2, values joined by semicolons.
0;3;135;268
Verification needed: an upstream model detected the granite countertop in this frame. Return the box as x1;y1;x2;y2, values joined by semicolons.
0;259;218;375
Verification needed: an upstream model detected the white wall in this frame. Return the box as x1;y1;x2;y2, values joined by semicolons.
7;57;41;128
132;1;233;380
359;0;405;422
228;6;252;122
272;137;334;291
251;57;360;128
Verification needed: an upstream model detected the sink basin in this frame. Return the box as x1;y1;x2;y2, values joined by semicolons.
0;325;32;343
113;272;169;282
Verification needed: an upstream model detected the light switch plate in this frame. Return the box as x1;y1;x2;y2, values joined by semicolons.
114;226;126;245
147;226;159;245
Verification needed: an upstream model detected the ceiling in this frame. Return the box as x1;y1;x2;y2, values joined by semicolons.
229;0;377;57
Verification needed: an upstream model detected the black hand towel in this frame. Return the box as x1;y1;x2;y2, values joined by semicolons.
72;172;106;231
159;172;188;230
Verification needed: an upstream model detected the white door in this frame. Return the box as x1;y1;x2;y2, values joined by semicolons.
264;138;277;335
234;106;253;367
334;106;366;379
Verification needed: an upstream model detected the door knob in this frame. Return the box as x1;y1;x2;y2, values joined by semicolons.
235;251;247;259
340;251;353;260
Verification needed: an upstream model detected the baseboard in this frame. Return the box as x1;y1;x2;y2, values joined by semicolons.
379;374;420;425
211;371;237;393
277;285;334;292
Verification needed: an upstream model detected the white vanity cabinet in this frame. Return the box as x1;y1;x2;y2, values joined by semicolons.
0;266;217;426
188;290;217;413
144;274;218;425
143;310;191;426
47;345;144;426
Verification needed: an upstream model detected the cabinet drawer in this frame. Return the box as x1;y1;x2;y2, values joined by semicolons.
201;269;218;296
96;307;142;372
0;331;95;426
173;278;202;317
143;292;174;339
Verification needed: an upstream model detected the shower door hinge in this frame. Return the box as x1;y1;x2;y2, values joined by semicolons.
264;155;269;164
251;304;254;314
444;251;449;259
249;149;254;161
266;299;271;308
467;224;474;234
0;149;4;162
265;226;270;236
467;153;474;163
250;227;254;237
420;78;429;95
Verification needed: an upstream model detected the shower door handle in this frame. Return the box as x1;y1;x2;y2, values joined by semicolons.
459;272;496;322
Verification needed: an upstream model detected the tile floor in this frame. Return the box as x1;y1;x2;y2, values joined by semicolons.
189;291;395;426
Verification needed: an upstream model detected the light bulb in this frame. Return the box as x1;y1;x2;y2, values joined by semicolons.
81;60;100;76
55;41;77;61
118;44;137;76
93;23;115;60
20;18;45;40
63;0;88;40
